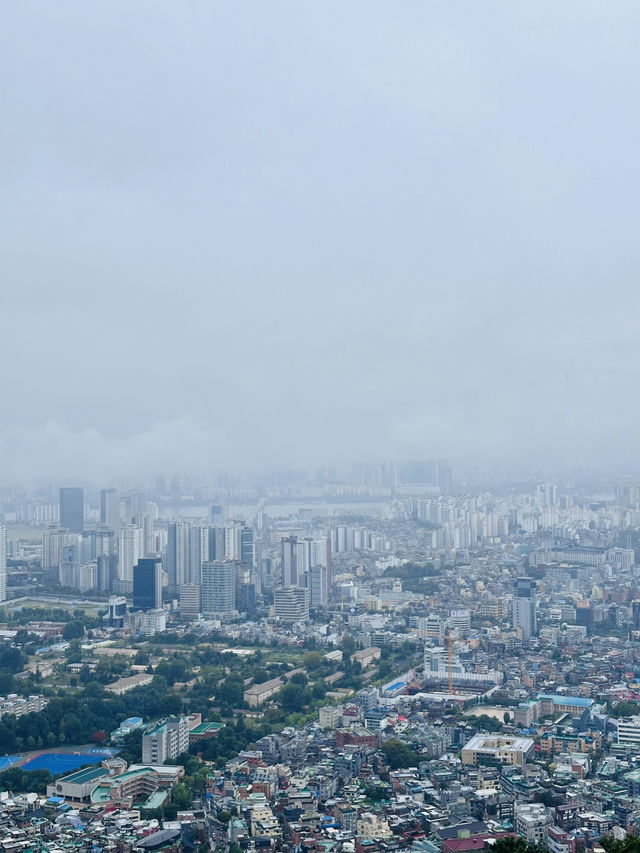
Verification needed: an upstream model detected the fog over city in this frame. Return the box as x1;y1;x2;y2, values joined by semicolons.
2;1;640;481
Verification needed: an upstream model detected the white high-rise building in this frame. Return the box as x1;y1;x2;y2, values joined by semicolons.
166;521;208;590
281;536;298;587
142;716;190;765
134;513;156;558
78;561;97;592
179;584;201;618
274;586;309;622
187;524;208;584
41;528;82;580
118;524;144;589
224;524;242;561
309;564;327;608
94;526;115;557
512;578;537;640
100;488;120;531
202;560;236;615
310;537;329;568
42;526;63;577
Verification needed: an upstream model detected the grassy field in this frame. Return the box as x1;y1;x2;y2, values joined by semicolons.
5;597;106;616
262;648;307;664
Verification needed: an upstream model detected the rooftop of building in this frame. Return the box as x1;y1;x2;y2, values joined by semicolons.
55;765;108;786
464;734;534;752
537;694;594;707
190;721;225;735
245;677;283;694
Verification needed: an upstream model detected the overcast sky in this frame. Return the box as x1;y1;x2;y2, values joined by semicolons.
1;1;639;483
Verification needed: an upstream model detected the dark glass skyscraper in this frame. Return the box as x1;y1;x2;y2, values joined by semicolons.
133;557;162;610
59;487;84;534
240;526;254;566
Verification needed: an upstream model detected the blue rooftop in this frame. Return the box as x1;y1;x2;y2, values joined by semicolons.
538;694;593;707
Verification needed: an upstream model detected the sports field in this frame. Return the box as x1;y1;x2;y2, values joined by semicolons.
21;750;113;773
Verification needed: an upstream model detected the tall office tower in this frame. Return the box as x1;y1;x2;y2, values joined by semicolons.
80;533;95;565
238;582;256;616
187;523;208;584
0;526;6;603
309;536;329;568
143;514;155;556
576;603;594;636
59;544;79;588
202;560;236;616
274;586;309;622
145;502;159;548
166;521;208;594
280;535;330;598
536;483;558;508
42;526;63;579
59;487;84;534
208;526;225;561
97;554;118;591
224;523;242;561
331;526;349;554
105;595;127;628
616;483;640;509
240;526;254;567
295;538;310;578
165;522;181;593
134;513;156;557
100;488;120;531
142;716;189;765
310;535;331;600
42;528;82;580
309;564;327;608
179;584;201;619
281;536;299;586
512;577;537;640
130;489;145;519
210;504;225;525
118;524;144;592
77;561;96;592
94;525;115;557
235;560;252;596
133;557;163;610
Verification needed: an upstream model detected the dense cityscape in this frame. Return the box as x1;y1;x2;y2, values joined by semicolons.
0;467;639;852
3;1;639;852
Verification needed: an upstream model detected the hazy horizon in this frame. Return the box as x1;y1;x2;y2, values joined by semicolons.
3;2;640;482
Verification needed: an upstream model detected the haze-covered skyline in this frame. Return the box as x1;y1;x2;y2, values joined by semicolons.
2;1;640;481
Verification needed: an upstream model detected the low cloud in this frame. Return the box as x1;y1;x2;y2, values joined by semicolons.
0;418;229;485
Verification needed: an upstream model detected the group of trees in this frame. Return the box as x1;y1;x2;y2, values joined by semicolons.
602;836;640;853
0;606;103;632
609;700;640;718
384;561;441;594
0;767;52;794
489;839;545;853
0;678;182;753
469;713;505;732
379;738;421;769
384;562;440;580
189;716;272;769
